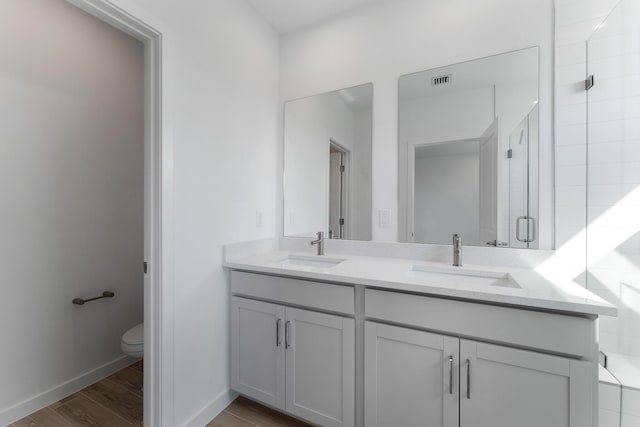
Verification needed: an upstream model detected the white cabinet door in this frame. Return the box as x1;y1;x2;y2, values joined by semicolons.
460;339;593;427
285;307;355;427
364;322;459;427
231;297;286;410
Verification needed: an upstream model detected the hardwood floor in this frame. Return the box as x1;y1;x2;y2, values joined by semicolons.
207;397;312;427
11;361;143;427
14;364;308;427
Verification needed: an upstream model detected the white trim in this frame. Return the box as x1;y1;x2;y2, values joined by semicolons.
182;389;238;427
329;139;351;240
0;356;135;425
64;1;174;426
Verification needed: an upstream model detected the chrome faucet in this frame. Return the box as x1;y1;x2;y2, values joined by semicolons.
452;234;462;267
310;231;325;256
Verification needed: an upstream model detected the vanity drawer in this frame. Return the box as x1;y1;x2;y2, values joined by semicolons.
231;270;355;315
365;288;595;358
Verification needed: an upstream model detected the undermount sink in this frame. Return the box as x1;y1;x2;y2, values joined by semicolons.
408;264;520;288
275;254;346;269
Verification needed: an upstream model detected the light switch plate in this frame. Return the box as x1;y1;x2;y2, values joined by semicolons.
379;209;391;228
255;211;263;228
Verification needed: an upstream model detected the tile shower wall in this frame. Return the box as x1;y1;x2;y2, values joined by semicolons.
555;0;640;357
586;0;640;357
554;0;618;276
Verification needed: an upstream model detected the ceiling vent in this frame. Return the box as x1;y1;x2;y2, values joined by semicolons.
431;74;452;86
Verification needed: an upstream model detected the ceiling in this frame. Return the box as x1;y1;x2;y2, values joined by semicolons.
247;0;384;34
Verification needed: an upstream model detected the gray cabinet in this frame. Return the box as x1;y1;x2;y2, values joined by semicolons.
231;296;355;426
231;297;285;409
285;306;355;427
365;321;594;427
364;322;459;427
460;339;593;427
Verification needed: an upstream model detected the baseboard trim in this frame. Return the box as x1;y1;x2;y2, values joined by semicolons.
182;388;238;427
0;355;136;426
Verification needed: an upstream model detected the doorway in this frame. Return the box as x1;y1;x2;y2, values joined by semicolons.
329;140;350;240
61;1;169;425
0;1;168;425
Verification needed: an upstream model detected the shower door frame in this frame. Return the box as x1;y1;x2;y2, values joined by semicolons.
66;1;172;426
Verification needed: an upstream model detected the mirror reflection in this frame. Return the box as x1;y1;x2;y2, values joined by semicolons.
398;47;540;248
284;83;373;240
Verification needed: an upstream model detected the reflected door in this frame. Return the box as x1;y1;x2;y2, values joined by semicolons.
329;145;346;239
479;119;499;245
508;105;538;249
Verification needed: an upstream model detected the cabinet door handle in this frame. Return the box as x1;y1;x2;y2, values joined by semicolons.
285;321;291;349
466;359;471;399
448;355;454;394
276;318;282;347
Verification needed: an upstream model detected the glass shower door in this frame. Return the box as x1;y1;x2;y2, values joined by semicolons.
508;105;539;249
586;0;640;355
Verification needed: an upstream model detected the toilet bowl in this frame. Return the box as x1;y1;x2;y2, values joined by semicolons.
121;323;144;358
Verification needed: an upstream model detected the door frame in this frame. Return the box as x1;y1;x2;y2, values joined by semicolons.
65;1;173;426
478;118;499;246
407;137;479;243
329;139;351;240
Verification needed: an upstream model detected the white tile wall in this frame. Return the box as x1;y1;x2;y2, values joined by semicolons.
556;123;587;146
599;365;621;427
553;0;619;251
556;0;640;358
600;385;621;427
586;0;640;358
621;387;640;425
622;412;640;427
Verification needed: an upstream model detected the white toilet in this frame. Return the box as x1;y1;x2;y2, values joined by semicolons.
121;323;144;358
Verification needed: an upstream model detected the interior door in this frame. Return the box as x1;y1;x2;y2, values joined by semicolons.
285;307;355;427
231;297;286;410
460;339;593;427
329;150;343;239
509;105;539;249
479;119;499;245
364;322;459;427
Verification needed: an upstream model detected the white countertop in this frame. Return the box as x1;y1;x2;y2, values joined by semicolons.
224;249;617;317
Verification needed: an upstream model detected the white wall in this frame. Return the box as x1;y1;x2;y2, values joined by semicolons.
0;0;144;416
279;0;554;247
132;1;280;424
414;151;481;245
2;0;280;425
399;87;494;143
352;108;373;241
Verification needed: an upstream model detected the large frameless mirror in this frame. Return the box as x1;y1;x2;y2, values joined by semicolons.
398;47;540;248
283;83;373;240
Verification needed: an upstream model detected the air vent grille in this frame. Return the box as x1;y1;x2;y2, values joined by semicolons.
431;74;452;86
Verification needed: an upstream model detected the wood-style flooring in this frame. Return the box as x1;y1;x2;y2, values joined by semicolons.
11;361;144;427
206;397;312;427
13;363;308;427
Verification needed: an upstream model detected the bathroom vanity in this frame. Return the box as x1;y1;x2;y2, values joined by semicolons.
225;242;616;427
